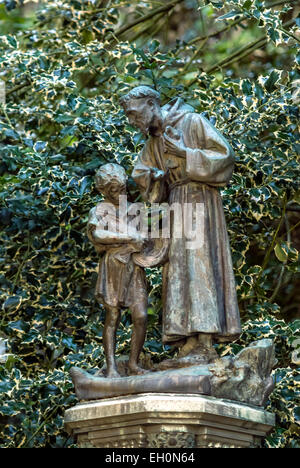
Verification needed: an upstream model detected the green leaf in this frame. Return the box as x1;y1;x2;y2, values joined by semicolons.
264;70;280;93
7;319;29;334
217;10;242;21
34;141;48;152
274;243;288;262
241;79;252;95
3;295;22;311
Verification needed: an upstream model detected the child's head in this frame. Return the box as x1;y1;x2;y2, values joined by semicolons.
95;163;127;203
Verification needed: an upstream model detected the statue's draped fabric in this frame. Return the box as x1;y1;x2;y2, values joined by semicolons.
87;205;147;309
132;98;241;344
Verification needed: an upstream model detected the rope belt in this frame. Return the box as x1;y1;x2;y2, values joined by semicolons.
168;178;192;190
169;178;215;191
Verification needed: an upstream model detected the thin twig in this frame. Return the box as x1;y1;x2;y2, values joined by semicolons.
111;0;185;39
181;38;208;74
188;17;296;86
129;12;165;43
286;206;300;213
206;36;267;74
279;26;300;43
20;405;61;449
253;195;287;294
187;17;245;47
185;0;298;47
269;214;291;303
12;239;31;293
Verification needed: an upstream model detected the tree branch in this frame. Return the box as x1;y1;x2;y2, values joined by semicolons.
206;36;267;74
253;195;287;295
186;0;298;47
112;0;185;39
187;17;245;46
187;17;296;85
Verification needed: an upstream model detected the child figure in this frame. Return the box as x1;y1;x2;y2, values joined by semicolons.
87;163;148;378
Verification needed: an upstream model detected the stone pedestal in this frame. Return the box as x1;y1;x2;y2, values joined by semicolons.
64;393;275;448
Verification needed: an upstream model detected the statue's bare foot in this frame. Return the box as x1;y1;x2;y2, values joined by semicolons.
106;368;121;379
155;343;218;371
179;344;218;364
128;364;148;376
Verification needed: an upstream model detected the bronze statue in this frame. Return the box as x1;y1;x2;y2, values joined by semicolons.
87;163;148;377
120;86;241;363
69;88;275;408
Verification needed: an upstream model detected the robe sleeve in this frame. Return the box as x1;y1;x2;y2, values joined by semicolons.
132;140;167;203
87;206;109;254
87;207;98;244
185;113;235;186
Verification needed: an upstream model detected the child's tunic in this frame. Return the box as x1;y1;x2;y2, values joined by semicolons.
87;204;147;309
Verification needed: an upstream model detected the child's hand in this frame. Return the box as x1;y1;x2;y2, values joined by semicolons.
93;228;104;242
131;233;147;250
151;167;168;181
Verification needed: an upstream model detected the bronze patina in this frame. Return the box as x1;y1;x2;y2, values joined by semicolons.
121;86;241;360
87;163;149;378
70;87;275;407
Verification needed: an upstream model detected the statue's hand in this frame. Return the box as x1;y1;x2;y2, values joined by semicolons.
150;167;168;181
130;233;148;251
88;224;96;233
163;126;186;158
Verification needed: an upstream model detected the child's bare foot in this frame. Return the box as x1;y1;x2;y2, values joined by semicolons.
128;364;148;376
106;368;121;379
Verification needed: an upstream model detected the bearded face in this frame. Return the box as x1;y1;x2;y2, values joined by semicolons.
124;97;163;136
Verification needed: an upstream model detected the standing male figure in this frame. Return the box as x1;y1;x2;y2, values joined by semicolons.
120;86;241;361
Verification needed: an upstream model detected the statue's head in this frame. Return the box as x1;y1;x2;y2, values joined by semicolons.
95;163;127;203
120;86;162;136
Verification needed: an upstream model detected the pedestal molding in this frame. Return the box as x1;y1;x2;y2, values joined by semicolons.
65;393;275;448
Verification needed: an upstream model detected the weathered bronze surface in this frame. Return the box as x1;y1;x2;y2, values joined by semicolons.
87;163;149;378
65;393;276;448
121;86;241;352
69;87;276;408
70;366;211;401
70;339;275;406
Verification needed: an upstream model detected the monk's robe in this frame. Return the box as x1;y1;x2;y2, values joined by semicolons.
132;98;241;344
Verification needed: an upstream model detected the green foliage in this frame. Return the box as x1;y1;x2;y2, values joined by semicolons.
0;0;299;448
265;367;300;447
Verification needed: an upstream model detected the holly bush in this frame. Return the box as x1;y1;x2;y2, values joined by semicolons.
0;0;299;448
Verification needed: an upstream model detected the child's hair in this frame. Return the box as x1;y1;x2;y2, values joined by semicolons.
95;163;127;192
